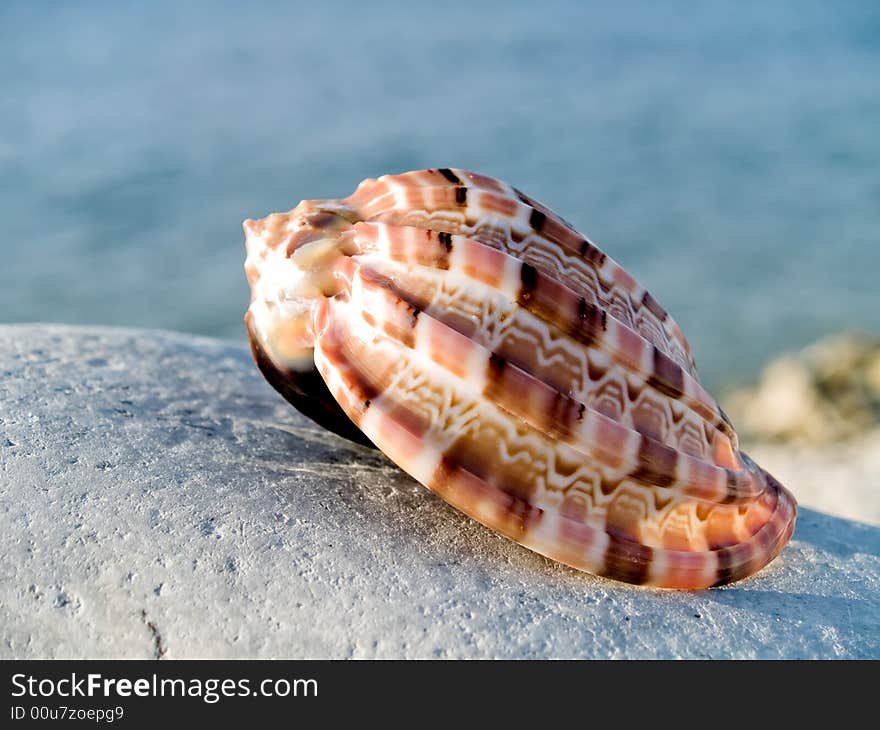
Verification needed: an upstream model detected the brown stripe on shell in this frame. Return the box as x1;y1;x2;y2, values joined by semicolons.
430;456;543;539
579;237;607;266
629;435;678;489
509;184;578;232
443;437;538;503
529;208;547;232
641;290;668;322
713;545;746;587
544;390;589;440
518;262;539;303
438;231;454;253
487;351;508;380
483;352;585;446
357;264;434;313
512;186;535;206
316;320;386;409
647;346;686;400
437;168;462;184
515;267;607;350
602;532;653;586
575;298;603;348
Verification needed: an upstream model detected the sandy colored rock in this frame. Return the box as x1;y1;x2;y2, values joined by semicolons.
728;357;825;441
867;356;880;397
0;325;877;659
724;332;880;444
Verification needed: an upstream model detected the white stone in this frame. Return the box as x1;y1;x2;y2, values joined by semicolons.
0;325;877;659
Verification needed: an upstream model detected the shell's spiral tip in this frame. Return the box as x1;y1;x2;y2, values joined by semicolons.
243;168;797;589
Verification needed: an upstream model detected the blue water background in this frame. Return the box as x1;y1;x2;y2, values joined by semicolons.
1;1;878;390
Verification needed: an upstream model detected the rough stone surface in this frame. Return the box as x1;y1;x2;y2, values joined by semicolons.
0;325;877;659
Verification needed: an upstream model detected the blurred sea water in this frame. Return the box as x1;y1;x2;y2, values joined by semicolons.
1;0;878;390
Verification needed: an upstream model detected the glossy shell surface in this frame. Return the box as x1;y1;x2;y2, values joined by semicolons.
244;168;796;589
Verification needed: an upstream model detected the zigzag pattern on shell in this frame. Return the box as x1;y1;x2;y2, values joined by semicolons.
243;168;797;589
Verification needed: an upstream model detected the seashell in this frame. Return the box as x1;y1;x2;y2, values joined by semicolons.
243;168;796;589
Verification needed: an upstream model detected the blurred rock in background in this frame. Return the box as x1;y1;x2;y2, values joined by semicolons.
722;332;880;526
723;332;880;445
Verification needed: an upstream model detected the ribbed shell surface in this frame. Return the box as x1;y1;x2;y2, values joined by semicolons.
243;168;797;589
